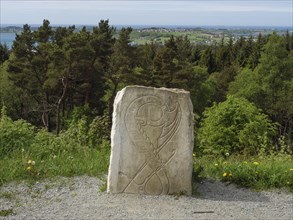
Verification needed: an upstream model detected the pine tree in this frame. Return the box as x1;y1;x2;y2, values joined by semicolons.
8;21;54;130
0;43;10;64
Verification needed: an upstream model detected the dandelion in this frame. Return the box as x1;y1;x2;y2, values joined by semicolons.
214;163;219;166
253;162;259;166
290;168;293;171
223;172;227;177
28;160;32;164
192;153;195;157
27;166;31;171
225;152;230;157
229;173;232;177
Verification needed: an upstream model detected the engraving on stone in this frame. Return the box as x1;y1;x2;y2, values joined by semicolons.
123;95;182;195
107;86;194;196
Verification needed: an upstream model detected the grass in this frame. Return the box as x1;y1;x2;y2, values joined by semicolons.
129;30;218;45
1;141;292;193
0;111;111;187
0;209;14;217
0;191;17;200
1;143;292;193
194;152;293;192
1;112;292;193
0;147;110;186
99;180;107;192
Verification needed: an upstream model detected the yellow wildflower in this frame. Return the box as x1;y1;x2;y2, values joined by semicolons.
28;160;32;164
214;163;219;166
192;153;195;157
290;168;293;171
229;173;232;177
223;172;227;177
253;162;259;166
27;166;31;171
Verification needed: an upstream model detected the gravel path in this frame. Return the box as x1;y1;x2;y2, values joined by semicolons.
0;176;292;220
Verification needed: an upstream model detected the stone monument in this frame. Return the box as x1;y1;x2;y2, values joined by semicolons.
107;86;194;195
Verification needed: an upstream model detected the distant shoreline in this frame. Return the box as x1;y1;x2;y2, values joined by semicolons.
1;24;291;49
1;24;292;30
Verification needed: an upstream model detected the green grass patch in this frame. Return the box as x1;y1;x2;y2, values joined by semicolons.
0;107;111;186
0;147;110;186
0;191;17;200
0;209;14;217
194;153;293;191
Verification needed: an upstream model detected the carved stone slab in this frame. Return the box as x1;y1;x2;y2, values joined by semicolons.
107;86;194;195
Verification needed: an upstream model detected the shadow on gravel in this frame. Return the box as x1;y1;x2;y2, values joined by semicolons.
195;179;270;202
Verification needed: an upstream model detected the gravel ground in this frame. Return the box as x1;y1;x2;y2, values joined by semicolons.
0;176;292;220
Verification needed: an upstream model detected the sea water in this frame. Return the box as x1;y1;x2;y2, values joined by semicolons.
0;32;16;48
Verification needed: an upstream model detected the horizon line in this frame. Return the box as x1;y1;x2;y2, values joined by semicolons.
1;23;292;27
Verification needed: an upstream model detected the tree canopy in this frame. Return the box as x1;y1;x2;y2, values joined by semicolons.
1;19;292;152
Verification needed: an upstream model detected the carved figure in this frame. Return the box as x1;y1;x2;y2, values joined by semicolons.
124;95;181;195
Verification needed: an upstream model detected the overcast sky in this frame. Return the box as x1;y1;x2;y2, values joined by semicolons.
1;0;292;27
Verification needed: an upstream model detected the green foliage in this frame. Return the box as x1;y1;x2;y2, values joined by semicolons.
88;115;110;148
0;113;110;186
0;61;32;121
188;66;215;115
0;43;10;64
0;209;14;217
2;21;293;190
229;34;293;146
209;64;240;102
229;68;261;101
4;19;292;145
194;153;293;191
0;106;35;158
198;96;277;155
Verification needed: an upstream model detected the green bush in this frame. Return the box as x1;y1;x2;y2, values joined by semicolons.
0;109;111;186
0;106;35;158
64;112;110;150
88;115;110;149
197;96;277;155
194;153;293;191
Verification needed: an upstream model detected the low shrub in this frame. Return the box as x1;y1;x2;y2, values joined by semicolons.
197;96;277;156
0;109;110;186
0;106;35;158
194;153;293;191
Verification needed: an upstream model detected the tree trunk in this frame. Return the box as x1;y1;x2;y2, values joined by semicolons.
42;93;51;132
108;81;118;129
56;77;68;135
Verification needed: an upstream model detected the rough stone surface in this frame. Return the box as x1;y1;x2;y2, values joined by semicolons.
107;86;194;195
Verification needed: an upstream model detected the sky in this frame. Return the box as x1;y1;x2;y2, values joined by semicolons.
0;0;292;27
